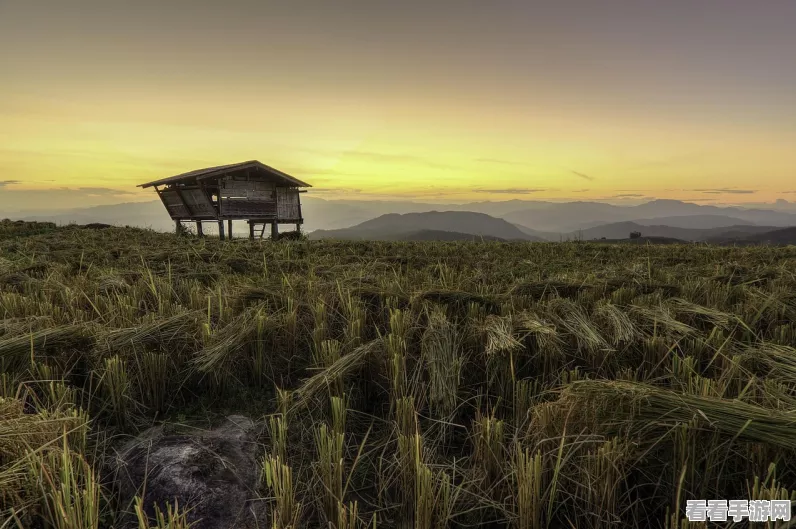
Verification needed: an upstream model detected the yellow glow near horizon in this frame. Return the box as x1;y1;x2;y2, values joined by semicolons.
2;89;794;208
2;67;795;209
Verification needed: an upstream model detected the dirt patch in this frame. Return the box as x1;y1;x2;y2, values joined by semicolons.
110;415;264;529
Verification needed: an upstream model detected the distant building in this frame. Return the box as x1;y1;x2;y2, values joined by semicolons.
139;161;311;239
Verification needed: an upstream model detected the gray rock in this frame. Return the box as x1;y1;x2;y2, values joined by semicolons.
111;415;264;529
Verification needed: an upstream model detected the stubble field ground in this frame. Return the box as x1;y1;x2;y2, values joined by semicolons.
2;219;796;528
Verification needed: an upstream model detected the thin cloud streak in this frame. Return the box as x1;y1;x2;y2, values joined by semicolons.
571;170;595;181
65;187;135;195
287;168;376;179
474;188;546;194
695;188;757;194
311;187;363;194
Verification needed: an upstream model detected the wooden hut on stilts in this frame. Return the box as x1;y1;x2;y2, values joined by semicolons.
138;160;311;239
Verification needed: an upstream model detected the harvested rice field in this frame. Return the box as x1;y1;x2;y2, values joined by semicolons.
2;222;796;528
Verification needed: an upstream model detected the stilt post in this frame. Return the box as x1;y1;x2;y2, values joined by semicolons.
218;220;225;241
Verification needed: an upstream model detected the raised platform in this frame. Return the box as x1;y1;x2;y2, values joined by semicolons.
176;217;303;240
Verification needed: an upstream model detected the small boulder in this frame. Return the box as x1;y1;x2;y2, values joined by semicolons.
111;415;263;529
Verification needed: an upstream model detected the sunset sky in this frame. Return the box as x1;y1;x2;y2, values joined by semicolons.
1;0;795;211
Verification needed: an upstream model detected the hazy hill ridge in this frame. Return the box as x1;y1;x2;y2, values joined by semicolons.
10;198;796;241
309;211;545;241
502;199;796;233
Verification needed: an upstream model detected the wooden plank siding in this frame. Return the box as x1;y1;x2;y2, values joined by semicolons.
221;199;278;217
158;187;216;219
276;187;301;220
219;176;281;219
180;188;216;217
158;188;191;219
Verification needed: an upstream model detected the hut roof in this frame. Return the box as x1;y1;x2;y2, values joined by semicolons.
138;160;312;189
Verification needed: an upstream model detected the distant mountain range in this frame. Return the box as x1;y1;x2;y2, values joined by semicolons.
565;221;779;242
500;199;796;232
7;197;796;245
308;213;796;244
309;211;545;241
321;228;507;242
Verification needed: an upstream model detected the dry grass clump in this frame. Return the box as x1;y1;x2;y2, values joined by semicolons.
422;308;463;418
262;455;300;529
0;325;90;373
96;311;201;359
133;496;194;529
554;379;796;450
2;226;796;527
26;436;101;529
0;395;93;526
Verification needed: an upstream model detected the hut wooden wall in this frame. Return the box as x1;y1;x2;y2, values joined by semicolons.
276;187;301;220
158;187;215;219
180;188;215;217
219;175;277;218
159;188;190;218
158;174;303;221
